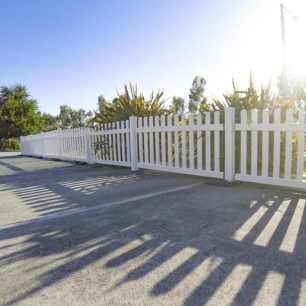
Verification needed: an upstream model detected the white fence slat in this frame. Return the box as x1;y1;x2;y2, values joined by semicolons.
81;128;84;158
240;110;247;175
66;130;69;156
167;115;172;167
214;112;220;172
224;107;235;182
161;115;166;166
66;130;70;157
155;116;160;165
251;109;258;176
112;122;117;161
69;129;73;157
285;109;293;179
97;126;101;160
182;114;187;168
197;112;202;170
64;131;67;156
96;125;101;159
126;120;130;163
189;114;194;169
138;117;143;164
205;112;211;171
77;129;81;158
102;124;106;161
174;115;179;168
297;109;305;181
94;127;98;160
273;109;281;178
144;117;149;164
116;122;121;162
76;129;79;159
63;131;66;156
108;123;113;161
101;125;105;160
121;121;126;162
129;116;138;171
149;116;154;164
262;109;269;177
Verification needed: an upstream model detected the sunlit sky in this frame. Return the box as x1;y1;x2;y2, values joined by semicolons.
0;0;305;115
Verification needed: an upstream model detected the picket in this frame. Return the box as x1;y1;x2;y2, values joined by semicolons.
189;114;194;170
155;116;160;165
181;113;187;168
197;112;202;170
205;112;211;171
262;109;269;177
161;115;166;166
167;115;172;167
251;109;258;176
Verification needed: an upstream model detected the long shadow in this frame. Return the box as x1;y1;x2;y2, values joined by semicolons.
1;175;306;305
0;160;25;173
0;156;84;179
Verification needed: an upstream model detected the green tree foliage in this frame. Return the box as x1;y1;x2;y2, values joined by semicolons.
188;76;208;113
0;84;41;141
171;96;185;114
56;105;93;129
97;95;109;113
90;83;172;125
278;75;306;110
0;138;20;151
40;112;59;132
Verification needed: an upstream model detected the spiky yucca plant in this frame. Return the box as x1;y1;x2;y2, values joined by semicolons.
89;83;172;125
197;72;299;176
88;83;173;159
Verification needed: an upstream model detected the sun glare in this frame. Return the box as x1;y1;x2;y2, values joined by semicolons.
285;11;306;77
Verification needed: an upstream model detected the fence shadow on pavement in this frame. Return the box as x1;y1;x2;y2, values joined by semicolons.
1;173;306;305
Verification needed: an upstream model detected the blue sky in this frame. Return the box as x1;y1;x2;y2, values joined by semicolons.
0;0;305;115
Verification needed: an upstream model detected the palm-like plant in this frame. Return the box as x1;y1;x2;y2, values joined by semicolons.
198;71;299;176
88;83;174;159
89;83;172;125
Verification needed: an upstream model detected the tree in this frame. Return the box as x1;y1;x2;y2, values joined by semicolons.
0;84;41;141
278;75;306;110
57;105;92;129
188;76;207;113
40;113;59;132
170;96;185;114
97;95;109;113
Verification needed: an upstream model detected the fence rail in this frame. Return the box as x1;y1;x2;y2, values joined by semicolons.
20;107;306;189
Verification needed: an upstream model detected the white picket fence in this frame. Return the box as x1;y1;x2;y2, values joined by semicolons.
20;107;306;189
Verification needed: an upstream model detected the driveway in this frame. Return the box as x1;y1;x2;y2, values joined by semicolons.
0;152;306;305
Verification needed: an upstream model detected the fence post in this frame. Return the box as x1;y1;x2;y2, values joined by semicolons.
84;127;91;163
224;107;235;182
58;128;63;159
129;116;138;171
41;132;44;157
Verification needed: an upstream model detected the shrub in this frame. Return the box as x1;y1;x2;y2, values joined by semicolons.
89;83;173;125
0;138;21;151
198;72;299;176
